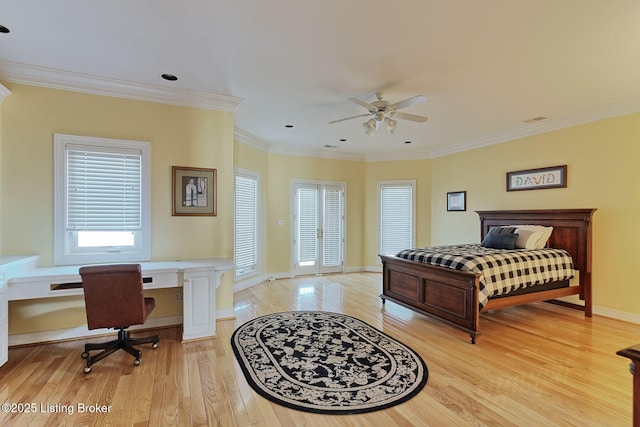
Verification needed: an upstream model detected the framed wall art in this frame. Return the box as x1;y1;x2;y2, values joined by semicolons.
172;166;217;216
506;165;567;192
447;191;466;211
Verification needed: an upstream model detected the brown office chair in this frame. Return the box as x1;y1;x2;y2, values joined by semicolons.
79;264;159;373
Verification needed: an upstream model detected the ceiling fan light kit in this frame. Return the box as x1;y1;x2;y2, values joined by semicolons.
330;92;428;136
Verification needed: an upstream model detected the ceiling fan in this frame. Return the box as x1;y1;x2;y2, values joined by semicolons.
329;92;428;136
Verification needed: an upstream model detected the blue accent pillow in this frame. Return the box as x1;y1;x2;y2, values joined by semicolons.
481;227;518;250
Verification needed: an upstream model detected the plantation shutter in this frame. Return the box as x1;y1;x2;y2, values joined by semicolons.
235;173;258;276
379;183;415;255
66;146;142;231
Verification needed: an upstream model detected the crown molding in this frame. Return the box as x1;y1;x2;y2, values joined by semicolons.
234;128;271;152
0;60;243;112
3;60;638;160
0;82;10;103
268;143;364;162
235;127;365;161
429;97;640;158
363;149;432;163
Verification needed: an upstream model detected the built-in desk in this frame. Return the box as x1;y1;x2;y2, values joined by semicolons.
1;256;233;366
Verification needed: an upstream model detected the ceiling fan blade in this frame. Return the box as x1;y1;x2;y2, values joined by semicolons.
393;111;429;123
350;97;377;112
328;113;370;124
388;95;427;111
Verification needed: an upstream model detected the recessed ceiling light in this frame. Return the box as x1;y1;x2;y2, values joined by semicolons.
285;124;294;128
324;145;338;148
404;141;412;144
339;139;347;142
161;73;178;81
0;25;10;34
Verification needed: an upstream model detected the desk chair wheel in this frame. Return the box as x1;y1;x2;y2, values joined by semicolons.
81;351;89;359
134;359;140;366
83;365;92;374
152;342;158;349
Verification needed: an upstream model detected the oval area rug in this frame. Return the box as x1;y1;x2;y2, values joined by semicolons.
230;311;428;414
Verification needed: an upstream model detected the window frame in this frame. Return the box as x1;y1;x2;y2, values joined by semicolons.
53;134;151;265
234;168;260;279
377;180;416;256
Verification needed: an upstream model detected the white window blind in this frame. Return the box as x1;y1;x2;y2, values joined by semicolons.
54;134;150;265
322;186;343;267
378;181;415;255
66;148;142;231
297;186;318;265
235;171;259;277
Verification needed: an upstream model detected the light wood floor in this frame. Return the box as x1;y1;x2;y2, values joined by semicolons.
0;272;637;426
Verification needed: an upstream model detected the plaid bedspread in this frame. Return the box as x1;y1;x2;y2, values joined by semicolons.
395;244;575;309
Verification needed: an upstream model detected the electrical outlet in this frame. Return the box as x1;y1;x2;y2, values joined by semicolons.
174;292;182;302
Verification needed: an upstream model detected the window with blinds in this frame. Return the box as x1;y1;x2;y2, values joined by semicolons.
54;134;151;265
378;181;416;256
234;170;259;278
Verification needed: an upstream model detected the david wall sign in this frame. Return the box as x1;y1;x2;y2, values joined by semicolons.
506;165;567;191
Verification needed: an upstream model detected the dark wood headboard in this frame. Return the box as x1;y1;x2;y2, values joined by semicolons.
476;208;597;284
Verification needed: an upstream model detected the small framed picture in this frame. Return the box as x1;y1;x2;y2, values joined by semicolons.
447;191;466;211
172;166;217;216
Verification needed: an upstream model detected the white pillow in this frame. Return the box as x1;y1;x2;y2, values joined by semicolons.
512;225;553;249
513;229;543;249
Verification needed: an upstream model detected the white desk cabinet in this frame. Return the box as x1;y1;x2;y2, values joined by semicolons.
0;255;42;366
4;257;233;355
182;268;217;341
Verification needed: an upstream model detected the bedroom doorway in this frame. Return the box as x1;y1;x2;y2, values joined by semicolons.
292;181;345;276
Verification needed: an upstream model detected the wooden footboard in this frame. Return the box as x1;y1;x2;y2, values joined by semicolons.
379;208;596;344
379;254;482;343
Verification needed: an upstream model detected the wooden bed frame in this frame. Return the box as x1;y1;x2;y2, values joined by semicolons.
379;209;596;343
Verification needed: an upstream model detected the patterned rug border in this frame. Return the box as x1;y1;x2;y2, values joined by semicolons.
231;311;429;415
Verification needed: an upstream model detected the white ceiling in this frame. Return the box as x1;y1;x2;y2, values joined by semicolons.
1;1;639;161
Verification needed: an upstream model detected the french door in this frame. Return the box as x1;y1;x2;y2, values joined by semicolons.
293;181;345;275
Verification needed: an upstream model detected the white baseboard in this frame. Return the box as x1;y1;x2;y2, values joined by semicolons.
594;305;640;324
12;277;639;346
231;271;640;327
8;315;182;347
233;274;269;293
8;310;245;347
217;308;235;320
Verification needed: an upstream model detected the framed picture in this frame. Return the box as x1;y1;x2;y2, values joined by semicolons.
172;166;217;216
447;191;466;211
506;165;567;191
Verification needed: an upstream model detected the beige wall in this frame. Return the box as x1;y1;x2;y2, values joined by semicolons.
237;113;640;318
430;113;640;315
3;81;639;336
363;159;432;268
2;83;235;334
266;153;365;274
